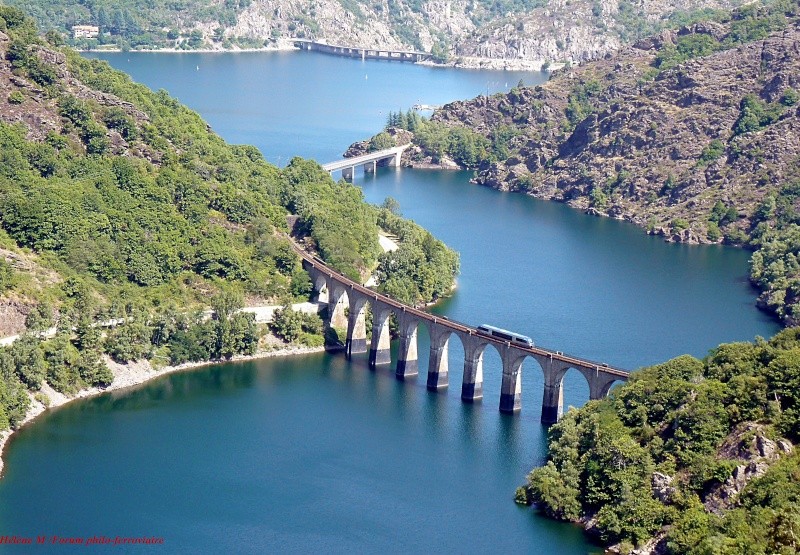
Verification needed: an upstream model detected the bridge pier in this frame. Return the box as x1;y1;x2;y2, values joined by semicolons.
461;337;485;402
587;370;619;401
427;327;450;390
342;166;354;181
364;160;377;174
345;300;368;357
499;352;524;414
541;381;564;424
538;359;570;424
369;308;391;367
396;319;418;379
329;284;349;330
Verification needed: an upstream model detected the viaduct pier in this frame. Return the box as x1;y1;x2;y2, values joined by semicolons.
291;242;629;423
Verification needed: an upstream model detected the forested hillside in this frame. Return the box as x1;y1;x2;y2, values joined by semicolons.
10;0;742;68
0;6;457;431
368;0;800;324
517;330;800;554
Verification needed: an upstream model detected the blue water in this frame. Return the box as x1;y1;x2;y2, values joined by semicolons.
0;51;780;553
89;51;538;165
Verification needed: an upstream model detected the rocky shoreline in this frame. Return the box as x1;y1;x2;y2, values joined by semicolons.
417;56;554;72
0;344;329;478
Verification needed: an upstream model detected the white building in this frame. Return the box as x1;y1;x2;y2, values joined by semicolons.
72;25;99;39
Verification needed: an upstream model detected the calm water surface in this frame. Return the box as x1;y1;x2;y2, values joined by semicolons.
0;51;780;553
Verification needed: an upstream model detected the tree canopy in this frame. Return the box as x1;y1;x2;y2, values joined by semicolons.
0;10;459;430
521;330;800;553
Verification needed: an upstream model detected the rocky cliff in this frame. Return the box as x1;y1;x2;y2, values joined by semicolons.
419;6;800;245
12;0;742;67
451;0;735;64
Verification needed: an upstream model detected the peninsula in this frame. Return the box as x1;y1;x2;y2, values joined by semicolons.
0;5;458;473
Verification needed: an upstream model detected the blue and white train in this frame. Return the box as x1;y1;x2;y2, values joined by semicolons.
476;324;534;347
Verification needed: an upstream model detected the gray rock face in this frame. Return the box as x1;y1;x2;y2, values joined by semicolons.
777;439;794;454
705;461;771;515
423;20;800;248
177;0;740;67
651;471;675;503
705;424;794;515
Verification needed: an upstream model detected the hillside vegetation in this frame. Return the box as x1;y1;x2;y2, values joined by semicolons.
10;0;744;68
0;6;457;430
517;329;800;553
374;0;800;323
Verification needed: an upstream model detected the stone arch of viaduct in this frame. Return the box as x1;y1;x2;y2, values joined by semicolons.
302;252;627;424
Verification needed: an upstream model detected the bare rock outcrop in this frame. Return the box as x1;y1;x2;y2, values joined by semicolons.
705;424;794;515
651;471;675;503
417;21;800;246
0;38;152;153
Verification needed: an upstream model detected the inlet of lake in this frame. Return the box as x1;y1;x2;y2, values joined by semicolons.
0;51;780;553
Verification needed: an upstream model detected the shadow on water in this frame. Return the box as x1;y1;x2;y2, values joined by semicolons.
91;363;261;412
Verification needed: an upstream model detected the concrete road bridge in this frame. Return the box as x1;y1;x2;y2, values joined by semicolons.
291;242;629;423
295;39;430;62
321;145;409;180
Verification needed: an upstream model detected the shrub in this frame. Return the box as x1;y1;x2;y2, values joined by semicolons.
671;218;690;232
368;131;396;152
698;139;725;166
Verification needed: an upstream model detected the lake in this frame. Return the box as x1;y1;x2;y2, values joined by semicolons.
0;50;780;553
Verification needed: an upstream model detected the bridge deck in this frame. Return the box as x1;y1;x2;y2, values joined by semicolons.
321;145;408;172
294;39;429;58
290;242;629;378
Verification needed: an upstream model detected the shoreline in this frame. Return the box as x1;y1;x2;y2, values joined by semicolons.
0;343;328;478
78;44;555;72
80;45;298;54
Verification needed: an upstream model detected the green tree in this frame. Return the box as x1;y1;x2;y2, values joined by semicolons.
0;259;15;292
0;349;31;429
430;40;450;63
77;348;113;386
697;139;725;166
25;302;53;332
42;333;82;393
270;305;303;342
212;288;244;320
368;131;396;152
104;317;153;363
8;335;46;389
381;197;401;216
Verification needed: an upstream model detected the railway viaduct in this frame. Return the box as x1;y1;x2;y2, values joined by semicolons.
291;243;629;423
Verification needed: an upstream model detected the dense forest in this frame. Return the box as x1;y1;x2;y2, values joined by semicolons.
5;0;253;51
518;330;800;553
0;6;458;431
